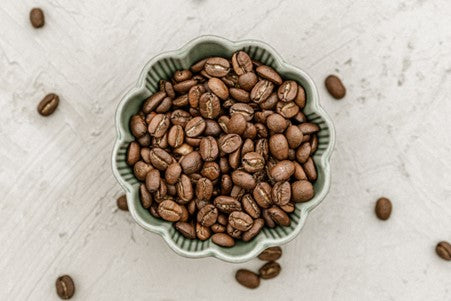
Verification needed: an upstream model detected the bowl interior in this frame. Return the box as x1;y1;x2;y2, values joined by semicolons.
113;37;333;262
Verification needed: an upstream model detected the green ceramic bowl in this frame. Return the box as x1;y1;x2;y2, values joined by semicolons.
112;35;335;263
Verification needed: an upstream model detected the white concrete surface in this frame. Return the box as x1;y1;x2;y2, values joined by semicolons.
1;0;450;300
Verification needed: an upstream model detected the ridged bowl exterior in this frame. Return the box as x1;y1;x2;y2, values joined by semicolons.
112;35;335;263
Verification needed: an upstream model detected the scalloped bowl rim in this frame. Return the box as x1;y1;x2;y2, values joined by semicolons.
112;35;335;263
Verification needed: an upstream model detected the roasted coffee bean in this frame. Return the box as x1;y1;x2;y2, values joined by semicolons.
270;160;295;182
222;73;239;87
254;110;273;123
158;200;183;222
375;197;392;220
232;170;256;190
230;103;254;121
174;143;193;156
238;72;258;91
296;143;311;164
172;94;189;107
303;157;317;181
325;75;346;99
210;223;225;233
149;203;160;218
170;109;191;126
299;122;320;135
174;70;192;82
241;152;265;173
185;116;206;137
204;119;222;136
232;51;253;75
295;85;306;108
242;194;261;218
130;115;147;138
149;148;172;171
173;79;197;94
180;151;202;174
235;269;260;289
55;275;75;299
242;218;264;242
167;125;184;148
139;184;152;208
251;80;274;103
259;261;281;279
214;196;242;213
278;80;298;102
133;161;153;181
436;241;451;261
199;136;219;161
179;205;190;222
116;195;128;211
291;180;314;202
221;175;233;195
228;113;247;135
255;122;268;138
218;116;230;133
207;78;229;100
30;8;45;28
255;139;269;160
37;93;59;116
175;222;195;239
243;122;257;139
185;136;202;147
258;246;282;261
286;125;304;149
227;223;242;239
127;141;141;166
189;85;206;108
219;157;231;173
310;135;319;153
196;177;213;201
143;91;166;113
230;88;250;102
229;149;241;170
253;182;272;208
266;113;288;133
148;113;170;138
145;169;161;192
152;133;168;149
199;92;221;119
137;133;151;147
176;174;193;203
272;181;291;206
201;161;220;181
197;204;218;227
219;134;242;154
204;57;230;77
280;202;295;213
262;209;276;228
241;139;254;155
276;101;299;118
259;93;278;110
191;58;208;73
196;222;211;240
160;80;176;98
230;185;246;199
256;65;282;85
217;214;227;226
269;134;289;160
268;206;290;226
211;233;235;247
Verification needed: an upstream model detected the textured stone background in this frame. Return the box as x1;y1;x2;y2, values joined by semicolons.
1;0;450;300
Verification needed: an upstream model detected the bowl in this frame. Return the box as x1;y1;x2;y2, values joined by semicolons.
112;35;335;263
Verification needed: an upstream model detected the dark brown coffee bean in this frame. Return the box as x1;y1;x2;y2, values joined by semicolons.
218;116;230;133
185;116;206;137
222;72;239;87
227;223;242;239
173;79;197;94
375;197;392;220
133;161;153;181
176;174;193;203
230;88;250;102
143;91;166;113
214;196;242;213
436;241;451;261
220;175;233;195
259;92;278;110
139;184;152;208
299;122;320;135
276;101;299;118
210;223;225;233
199;136;219;161
196;177;213;201
241;139;254;155
188;85;205;108
180;151;202;174
310;135;319;153
152;133;168;149
149;203;160;218
199;92;221;119
253;182;272;208
272;181;291;206
185;136;202;147
242;218;264;242
174;70;192;82
228;113;247;136
254;110;273;123
242;194;261;218
204;57;230;77
302;134;311;143
255;123;268;139
174;222;195;239
251;80;274;103
191;58;208;73
280;202;295;213
256;65;282;85
212;233;235;247
243;122;257;139
258;246;282;261
196;222;211;241
295;85;306;108
158;200;183;222
270;160;295;182
269;134;289;160
286;125;304;149
149;148;172;171
219;157;230;173
235;269;260;289
167;125;184;148
145;169;161;192
165;163;181;185
148;113;170;138
197;204;218;227
232;51;253;75
241;152;265;173
160;80;176;99
137;133;151;147
55;275;75;299
179;205;189;222
201;161;220;181
255;139;269;161
204;119;221;136
232;170;256;190
325;75;346;99
303;157;317;181
170;109;191;127
230;103;254;121
291;180;314;202
230;185;246;199
268;206;290;226
37;93;59;116
174;144;193;157
278;80;298;102
130;115;148;138
229;148;241;170
259;261;281;279
266;113;288;133
207;78;229;100
262;209;276;228
219;134;242;154
116;195;128;211
296;143;311;164
126;142;141;166
238;72;258;91
172;94;189;107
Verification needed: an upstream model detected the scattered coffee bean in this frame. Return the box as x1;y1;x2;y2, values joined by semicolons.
258;261;281;279
375;197;392;220
235;269;260;289
55;275;75;299
30;8;45;28
435;241;451;261
116;195;128;211
258;246;282;261
325;75;346;99
37;93;59;116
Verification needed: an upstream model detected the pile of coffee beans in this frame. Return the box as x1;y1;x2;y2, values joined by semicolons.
235;246;282;289
126;50;320;247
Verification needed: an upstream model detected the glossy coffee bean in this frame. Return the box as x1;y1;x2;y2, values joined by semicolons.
269;134;289;160
139;184;152;208
143;91;166;113
116;195;128;211
272;181;291;206
325;75;346;99
242;152;265;173
230;103;254;121
133;161;153;181
199;92;221;119
278;80;298;102
258;246;282;261
229;211;253;231
197;204;218;227
267;206;290;226
253;182;272;208
251;80;274;103
270;160;295;182
208;78;229;100
37;93;59;116
436;241;451;261
238;72;258;91
228;113;247;135
158;200;183;222
199;136;219;161
241;218;264;242
175;222;196;239
303;157;317;181
242;194;261;218
165;162;182;185
232;51;253;75
30;8;45;28
148;113;170;138
258;261;281;279
266;113;287;133
256;65;282;85
196;222;211;241
185;116;206;137
180;151;202;174
375;197;392;220
214;196;242;213
167;125;184;148
55;275;75;299
286;125;304;149
204;57;230;77
196;177;213;201
145;169;161;192
149;148;172;171
219;134;242;154
235;269;260;289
